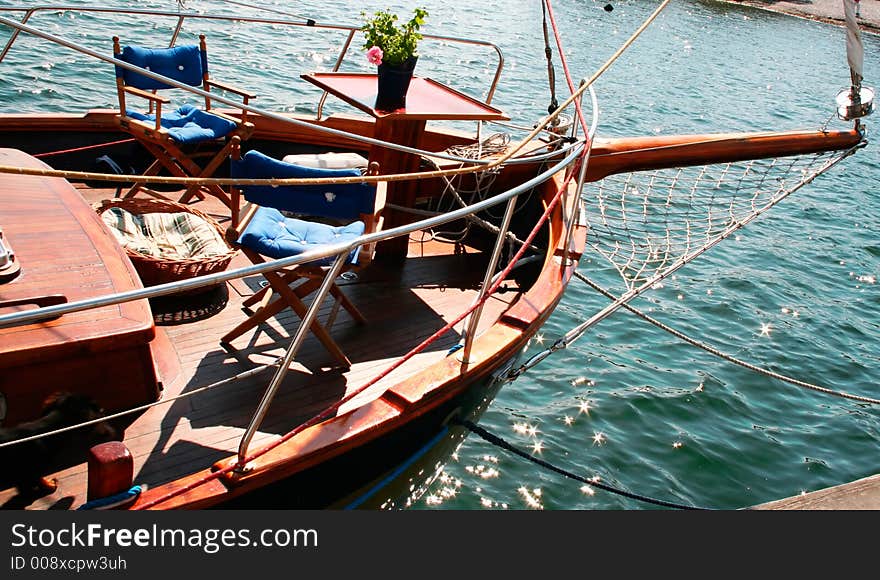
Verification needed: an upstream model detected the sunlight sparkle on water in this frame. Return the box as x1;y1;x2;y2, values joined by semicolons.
593;432;606;445
571;376;595;387
532;441;544;454
759;322;772;337
466;464;499;480
512;422;540;437
580;485;596;496
517;486;544;509
563;415;575;426
479;467;500;479
579;400;593;415
424;482;460;506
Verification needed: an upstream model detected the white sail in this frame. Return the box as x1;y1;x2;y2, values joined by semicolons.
843;0;863;81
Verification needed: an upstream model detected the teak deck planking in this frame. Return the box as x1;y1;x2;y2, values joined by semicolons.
0;181;517;510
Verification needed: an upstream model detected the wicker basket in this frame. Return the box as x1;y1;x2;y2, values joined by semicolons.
94;198;237;288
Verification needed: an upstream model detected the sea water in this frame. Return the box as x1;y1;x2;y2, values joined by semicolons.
0;0;876;509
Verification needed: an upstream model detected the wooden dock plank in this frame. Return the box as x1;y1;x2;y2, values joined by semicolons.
751;475;880;510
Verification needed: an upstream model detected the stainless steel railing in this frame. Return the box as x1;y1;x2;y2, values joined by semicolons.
0;5;504;108
0;5;596;467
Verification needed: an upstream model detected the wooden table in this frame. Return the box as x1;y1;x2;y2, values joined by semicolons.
301;73;509;261
0;149;161;426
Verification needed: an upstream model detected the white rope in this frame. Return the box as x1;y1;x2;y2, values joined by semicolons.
576;271;880;405
507;143;864;379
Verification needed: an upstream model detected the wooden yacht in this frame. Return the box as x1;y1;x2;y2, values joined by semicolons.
0;3;867;510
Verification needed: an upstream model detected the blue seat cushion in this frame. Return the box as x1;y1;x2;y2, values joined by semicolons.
126;104;237;143
238;207;364;266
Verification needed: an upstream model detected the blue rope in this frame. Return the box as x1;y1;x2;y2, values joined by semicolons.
77;485;142;511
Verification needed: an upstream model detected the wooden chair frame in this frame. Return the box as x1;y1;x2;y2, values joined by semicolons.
221;144;384;368
112;34;256;213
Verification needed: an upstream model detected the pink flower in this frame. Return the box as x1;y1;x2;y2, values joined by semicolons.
366;46;383;66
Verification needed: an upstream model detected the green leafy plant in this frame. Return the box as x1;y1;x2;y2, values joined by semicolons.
361;7;428;67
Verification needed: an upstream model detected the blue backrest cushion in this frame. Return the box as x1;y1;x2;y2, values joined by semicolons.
117;44;206;90
232;150;377;221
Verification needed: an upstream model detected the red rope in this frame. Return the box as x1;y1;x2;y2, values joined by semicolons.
134;156;585;510
543;0;589;136
135;2;589;510
32;138;136;158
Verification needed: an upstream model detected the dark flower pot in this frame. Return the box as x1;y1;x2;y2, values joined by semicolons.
375;56;418;112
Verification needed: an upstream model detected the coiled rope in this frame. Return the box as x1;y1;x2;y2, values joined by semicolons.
457;418;711;510
445;133;510;159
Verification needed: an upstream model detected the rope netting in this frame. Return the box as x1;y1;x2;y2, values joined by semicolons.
583;147;861;292
509;143;864;378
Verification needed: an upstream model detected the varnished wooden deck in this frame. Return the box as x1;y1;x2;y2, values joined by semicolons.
1;186;522;510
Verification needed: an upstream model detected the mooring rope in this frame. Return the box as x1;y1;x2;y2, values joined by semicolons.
457;419;711;510
575;271;880;405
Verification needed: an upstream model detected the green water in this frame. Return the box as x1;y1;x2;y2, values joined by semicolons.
0;0;877;509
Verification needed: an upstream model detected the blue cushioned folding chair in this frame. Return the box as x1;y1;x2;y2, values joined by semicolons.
221;148;383;368
112;34;256;212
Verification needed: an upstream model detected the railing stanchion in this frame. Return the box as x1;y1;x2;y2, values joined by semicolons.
0;8;32;63
235;252;349;469
317;29;356;120
459;195;518;365
169;15;186;47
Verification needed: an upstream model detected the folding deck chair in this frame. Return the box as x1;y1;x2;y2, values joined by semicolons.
112;34;256;212
222;148;383;368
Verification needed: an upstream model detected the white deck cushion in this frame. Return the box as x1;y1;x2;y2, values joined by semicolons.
281;151;368;169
